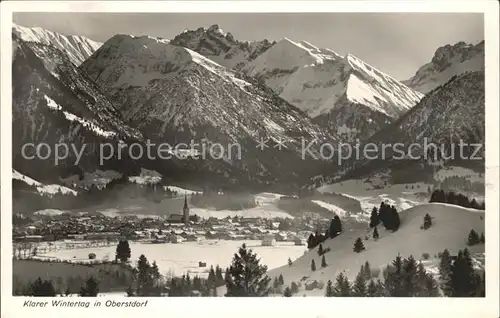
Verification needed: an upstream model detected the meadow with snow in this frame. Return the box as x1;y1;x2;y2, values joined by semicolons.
38;240;307;278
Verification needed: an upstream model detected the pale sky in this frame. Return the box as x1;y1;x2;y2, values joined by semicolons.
13;13;484;80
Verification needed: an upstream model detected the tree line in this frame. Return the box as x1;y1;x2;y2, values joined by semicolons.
429;190;485;210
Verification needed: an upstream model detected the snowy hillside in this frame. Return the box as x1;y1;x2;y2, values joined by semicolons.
13;169;77;196
241;38;423;140
321;70;485;186
369;70;485;154
80;34;337;186
266;203;485;295
170;24;275;71
403;41;484;94
13;23;102;66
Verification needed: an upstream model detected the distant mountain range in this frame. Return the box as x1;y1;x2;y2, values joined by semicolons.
11;23;485;191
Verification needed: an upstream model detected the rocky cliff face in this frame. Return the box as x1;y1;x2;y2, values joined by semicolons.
170;24;275;71
403;41;484;94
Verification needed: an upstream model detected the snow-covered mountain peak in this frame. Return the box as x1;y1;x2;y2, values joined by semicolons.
12;23;102;65
85;33;249;90
244;37;422;123
170;24;275;71
403;40;484;94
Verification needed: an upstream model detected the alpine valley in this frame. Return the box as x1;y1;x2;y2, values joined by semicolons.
11;21;487;299
11;22;485;206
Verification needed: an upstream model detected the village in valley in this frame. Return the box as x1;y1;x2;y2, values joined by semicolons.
12;195;317;257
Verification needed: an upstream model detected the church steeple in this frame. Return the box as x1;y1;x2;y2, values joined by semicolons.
183;195;190;225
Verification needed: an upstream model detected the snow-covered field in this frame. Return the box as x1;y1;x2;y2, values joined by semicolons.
317;178;426;214
39;240;307;277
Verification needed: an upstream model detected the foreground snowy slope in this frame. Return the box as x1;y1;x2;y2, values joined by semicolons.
403;41;484;94
13;23;102;66
81;34;337;187
266;203;484;295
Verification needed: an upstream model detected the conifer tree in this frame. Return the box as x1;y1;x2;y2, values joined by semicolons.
373;226;379;240
450;248;476;297
291;281;299;294
352;268;367;296
135;254;158;296
79;276;99;297
307;233;316;249
311;259;316;271
385;254;404;296
125;285;135;297
363;261;372;280
369;206;379;228
321;255;327;268
438;249;453;297
423;213;432;230
273;277;280;289
366;280;377;297
333;272;351;296
116;240;131;263
215;265;224;285
415;261;428;296
318;243;324;255
353;237;365;253
29;277;56;296
278;274;284;286
283;286;292;297
467;229;480;246
480;232;485;244
208;266;216;288
402;255;418;296
328;215;343;238
225;244;271;297
424;273;440;297
325;280;334;297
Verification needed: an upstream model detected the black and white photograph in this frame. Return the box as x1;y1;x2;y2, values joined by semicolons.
1;1;499;317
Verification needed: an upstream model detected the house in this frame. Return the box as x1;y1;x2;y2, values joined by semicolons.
84;232;121;241
240;217;260;224
205;230;217;239
170;234;183;243
167;214;184;224
261;234;276;246
276;232;287;242
15;235;43;243
294;237;306;246
185;233;199;242
152;234;168;243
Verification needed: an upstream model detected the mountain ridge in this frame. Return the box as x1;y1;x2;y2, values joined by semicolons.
403;40;484;94
13;23;102;66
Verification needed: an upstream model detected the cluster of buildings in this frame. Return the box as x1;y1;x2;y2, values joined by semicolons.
13;197;322;247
